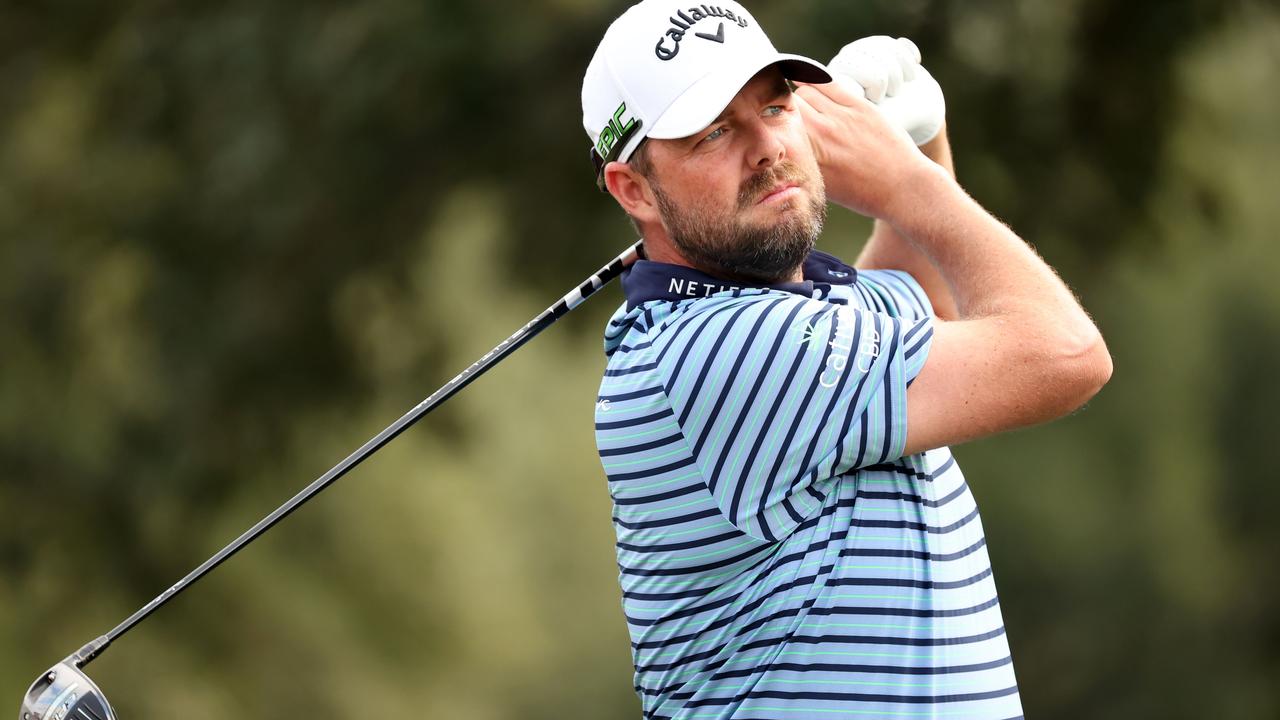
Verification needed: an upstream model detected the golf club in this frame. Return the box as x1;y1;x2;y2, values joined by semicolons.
19;240;645;720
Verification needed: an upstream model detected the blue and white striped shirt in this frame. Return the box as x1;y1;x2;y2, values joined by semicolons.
595;251;1022;719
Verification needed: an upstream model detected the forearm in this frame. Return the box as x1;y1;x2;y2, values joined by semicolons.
891;165;1111;451
854;129;960;320
889;165;1102;355
796;79;1101;358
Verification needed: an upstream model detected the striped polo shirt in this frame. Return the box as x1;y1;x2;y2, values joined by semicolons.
595;250;1022;719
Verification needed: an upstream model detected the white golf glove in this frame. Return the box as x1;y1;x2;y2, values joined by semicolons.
828;36;946;146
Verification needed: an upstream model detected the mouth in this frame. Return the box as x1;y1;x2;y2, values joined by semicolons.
757;183;800;205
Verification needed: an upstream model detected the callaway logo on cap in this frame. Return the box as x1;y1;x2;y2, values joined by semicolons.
582;0;831;190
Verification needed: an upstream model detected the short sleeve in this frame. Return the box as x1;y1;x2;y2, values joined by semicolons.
659;294;933;541
852;269;935;322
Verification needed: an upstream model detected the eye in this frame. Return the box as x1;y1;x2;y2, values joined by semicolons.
702;126;727;143
763;105;785;117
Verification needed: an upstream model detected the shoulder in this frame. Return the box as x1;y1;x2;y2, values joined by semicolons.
653;290;899;388
852;269;934;320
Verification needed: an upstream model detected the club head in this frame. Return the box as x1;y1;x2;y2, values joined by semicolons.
19;662;115;720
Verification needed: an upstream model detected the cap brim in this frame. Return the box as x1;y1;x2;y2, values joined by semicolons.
647;53;831;141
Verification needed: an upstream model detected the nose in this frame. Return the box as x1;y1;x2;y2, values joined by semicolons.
746;119;786;172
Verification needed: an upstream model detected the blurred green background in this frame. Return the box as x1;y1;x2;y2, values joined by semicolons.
2;0;1277;717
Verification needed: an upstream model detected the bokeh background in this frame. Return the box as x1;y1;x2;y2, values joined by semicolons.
2;0;1277;717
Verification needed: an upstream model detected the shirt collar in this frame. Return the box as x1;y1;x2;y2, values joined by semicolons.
621;250;857;310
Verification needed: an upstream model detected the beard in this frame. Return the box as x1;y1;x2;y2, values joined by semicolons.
650;160;827;285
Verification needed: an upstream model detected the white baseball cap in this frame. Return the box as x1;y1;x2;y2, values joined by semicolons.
582;0;831;189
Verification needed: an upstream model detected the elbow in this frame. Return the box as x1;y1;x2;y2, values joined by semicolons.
1088;333;1114;393
1044;326;1113;415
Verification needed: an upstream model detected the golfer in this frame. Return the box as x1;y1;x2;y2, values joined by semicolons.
586;1;1111;718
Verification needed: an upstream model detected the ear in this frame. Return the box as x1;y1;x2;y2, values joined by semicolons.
604;161;661;225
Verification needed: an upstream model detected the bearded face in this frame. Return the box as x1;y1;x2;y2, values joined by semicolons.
648;158;828;285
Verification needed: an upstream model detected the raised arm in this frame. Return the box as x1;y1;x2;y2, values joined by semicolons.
825;36;960;320
795;80;1112;456
854;129;961;321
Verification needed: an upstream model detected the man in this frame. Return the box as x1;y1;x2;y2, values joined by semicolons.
584;2;1111;718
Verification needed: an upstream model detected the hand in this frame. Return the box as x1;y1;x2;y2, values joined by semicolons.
794;80;944;221
828;36;947;146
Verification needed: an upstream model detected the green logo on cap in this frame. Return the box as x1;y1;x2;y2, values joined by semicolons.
596;102;639;160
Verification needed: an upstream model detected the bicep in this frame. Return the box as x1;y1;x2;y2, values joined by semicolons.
903;317;1086;455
